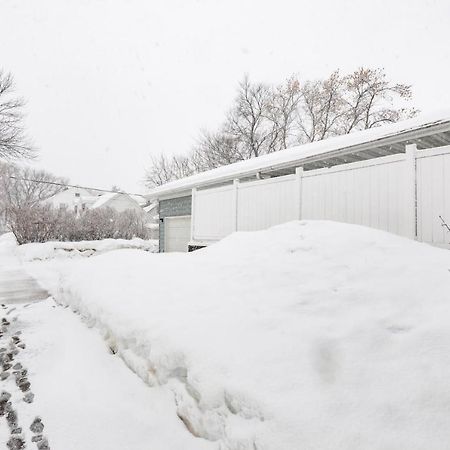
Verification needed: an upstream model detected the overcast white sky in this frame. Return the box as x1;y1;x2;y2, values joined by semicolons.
1;0;449;193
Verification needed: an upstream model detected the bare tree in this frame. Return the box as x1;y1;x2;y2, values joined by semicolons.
0;162;67;213
0;71;34;159
298;70;346;142
225;75;279;158
190;130;243;172
144;153;195;187
267;76;302;149
144;67;417;185
297;68;417;142
190;76;300;173
342;67;416;132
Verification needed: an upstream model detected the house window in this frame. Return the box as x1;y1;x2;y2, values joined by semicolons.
75;193;80;197
74;205;78;214
59;203;67;210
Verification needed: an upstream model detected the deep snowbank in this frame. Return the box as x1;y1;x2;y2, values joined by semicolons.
31;221;450;449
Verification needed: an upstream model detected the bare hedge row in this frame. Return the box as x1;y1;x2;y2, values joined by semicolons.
6;205;150;244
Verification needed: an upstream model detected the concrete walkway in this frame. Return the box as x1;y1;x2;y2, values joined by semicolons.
0;234;48;305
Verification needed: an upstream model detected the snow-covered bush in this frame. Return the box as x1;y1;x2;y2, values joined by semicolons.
7;205;150;244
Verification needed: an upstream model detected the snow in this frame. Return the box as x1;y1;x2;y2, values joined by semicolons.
131;194;149;206
23;220;450;449
91;192;119;209
146;109;450;198
143;202;158;214
17;236;158;261
1;300;214;450
0;235;212;450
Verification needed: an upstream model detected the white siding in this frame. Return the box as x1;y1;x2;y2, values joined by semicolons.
43;187;93;212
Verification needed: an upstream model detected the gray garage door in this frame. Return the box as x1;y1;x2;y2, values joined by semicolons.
164;216;191;252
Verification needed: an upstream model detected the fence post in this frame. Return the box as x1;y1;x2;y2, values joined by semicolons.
232;179;239;231
190;187;197;241
295;167;304;220
405;144;418;240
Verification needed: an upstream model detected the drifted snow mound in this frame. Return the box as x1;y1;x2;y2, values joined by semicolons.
17;237;158;261
51;221;450;450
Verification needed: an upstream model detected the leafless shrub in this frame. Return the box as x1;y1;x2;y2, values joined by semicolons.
7;205;149;244
6;204;70;244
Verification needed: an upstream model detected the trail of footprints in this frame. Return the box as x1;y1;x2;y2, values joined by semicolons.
0;308;50;450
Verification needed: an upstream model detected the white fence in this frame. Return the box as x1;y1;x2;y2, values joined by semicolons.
191;144;450;247
417;147;450;245
301;152;415;238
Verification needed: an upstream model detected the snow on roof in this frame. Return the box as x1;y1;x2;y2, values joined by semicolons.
130;194;148;206
146;110;450;199
80;195;100;204
143;202;158;213
92;192;119;209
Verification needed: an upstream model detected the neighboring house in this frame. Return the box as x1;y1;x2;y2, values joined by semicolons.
91;192;144;213
43;187;96;215
43;188;159;239
44;188;147;217
146;111;450;253
92;194;159;240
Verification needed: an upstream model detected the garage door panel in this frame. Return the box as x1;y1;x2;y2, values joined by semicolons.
165;216;191;252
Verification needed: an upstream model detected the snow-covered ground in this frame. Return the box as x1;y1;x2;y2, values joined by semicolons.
20;220;450;450
0;234;211;450
18;237;158;261
0;300;212;450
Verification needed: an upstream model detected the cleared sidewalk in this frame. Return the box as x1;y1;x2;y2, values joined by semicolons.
0;234;49;305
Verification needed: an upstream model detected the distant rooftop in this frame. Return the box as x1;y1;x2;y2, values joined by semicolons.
92;192;119;209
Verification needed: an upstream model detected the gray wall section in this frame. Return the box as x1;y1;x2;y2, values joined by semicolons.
158;195;192;252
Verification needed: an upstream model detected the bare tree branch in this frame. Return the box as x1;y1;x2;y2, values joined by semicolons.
0;70;34;160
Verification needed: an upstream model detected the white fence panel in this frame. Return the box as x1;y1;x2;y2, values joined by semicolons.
417;146;450;246
237;175;297;231
190;145;450;246
301;154;412;237
193;185;235;241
